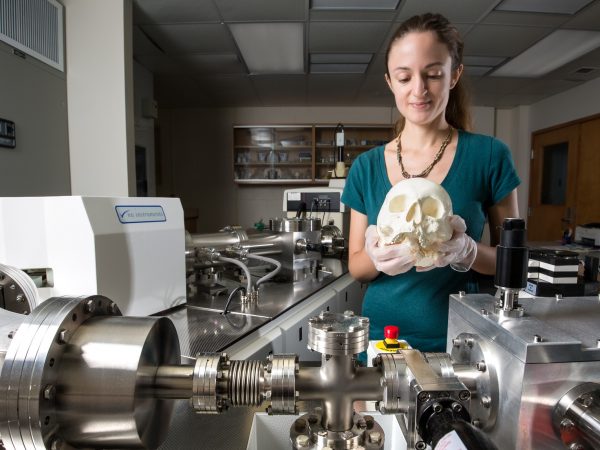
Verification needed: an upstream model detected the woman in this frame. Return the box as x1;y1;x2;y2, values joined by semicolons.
341;13;520;352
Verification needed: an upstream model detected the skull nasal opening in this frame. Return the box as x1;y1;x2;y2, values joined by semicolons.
406;202;422;224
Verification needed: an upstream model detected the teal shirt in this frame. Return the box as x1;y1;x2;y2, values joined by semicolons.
342;130;521;352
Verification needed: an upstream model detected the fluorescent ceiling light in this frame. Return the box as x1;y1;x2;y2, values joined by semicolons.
311;0;399;10
311;53;372;64
492;30;600;77
495;0;593;15
229;23;304;74
310;63;368;73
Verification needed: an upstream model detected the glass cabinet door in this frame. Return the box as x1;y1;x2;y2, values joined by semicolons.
234;126;313;183
234;125;393;184
315;126;393;181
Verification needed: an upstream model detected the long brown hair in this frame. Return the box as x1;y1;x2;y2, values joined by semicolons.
386;13;472;132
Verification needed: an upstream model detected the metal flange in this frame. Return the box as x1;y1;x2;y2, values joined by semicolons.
307;311;369;356
0;296;121;450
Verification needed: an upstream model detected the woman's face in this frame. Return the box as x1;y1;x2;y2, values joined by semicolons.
385;30;462;127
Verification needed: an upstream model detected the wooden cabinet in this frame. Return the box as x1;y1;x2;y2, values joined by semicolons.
234;125;393;184
314;125;394;181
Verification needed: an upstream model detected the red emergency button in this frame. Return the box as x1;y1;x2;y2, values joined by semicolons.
384;325;399;340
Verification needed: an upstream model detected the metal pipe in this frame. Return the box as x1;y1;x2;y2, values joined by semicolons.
153;365;194;398
188;231;244;249
453;364;482;393
295;357;383;432
188;230;283;255
565;402;600;449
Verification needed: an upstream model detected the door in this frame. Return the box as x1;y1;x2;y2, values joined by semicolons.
576;118;600;226
528;125;579;241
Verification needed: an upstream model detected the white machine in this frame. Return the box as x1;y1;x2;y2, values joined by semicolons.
0;196;186;316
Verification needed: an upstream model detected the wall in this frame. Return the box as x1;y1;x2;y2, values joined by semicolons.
157;105;495;232
0;42;70;196
133;61;156;196
529;76;600;132
496;106;531;220
63;0;135;197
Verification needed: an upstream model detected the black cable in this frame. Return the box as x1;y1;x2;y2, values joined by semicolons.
222;286;246;315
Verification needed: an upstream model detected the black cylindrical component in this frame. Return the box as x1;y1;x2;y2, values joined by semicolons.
426;410;498;450
495;218;529;289
499;217;526;247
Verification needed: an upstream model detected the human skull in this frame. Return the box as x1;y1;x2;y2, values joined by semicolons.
377;178;453;266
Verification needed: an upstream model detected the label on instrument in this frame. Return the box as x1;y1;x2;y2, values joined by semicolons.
115;205;166;224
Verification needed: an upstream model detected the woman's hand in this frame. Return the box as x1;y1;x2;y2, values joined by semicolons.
419;215;477;272
364;225;417;276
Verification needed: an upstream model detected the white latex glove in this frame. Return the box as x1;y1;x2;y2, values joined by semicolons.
418;215;477;272
365;225;417;276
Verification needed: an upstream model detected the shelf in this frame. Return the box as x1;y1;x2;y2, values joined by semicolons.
235;179;315;185
235;145;312;150
233;124;393;184
234;162;312;166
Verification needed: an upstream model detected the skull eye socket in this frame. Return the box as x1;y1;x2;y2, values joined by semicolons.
421;197;444;219
389;195;408;213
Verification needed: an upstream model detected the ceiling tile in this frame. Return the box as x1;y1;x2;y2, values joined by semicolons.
472;76;534;95
252;75;308;106
310;63;369;73
229;23;304;74
563;0;600;30
358;74;393;99
133;0;221;24
367;52;387;75
141;24;237;54
397;0;499;23
214;0;306;22
464;24;553;57
512;78;582;95
132;0;600;108
311;0;400;10
310;10;397;21
194;74;255;92
310;22;391;52
464;66;493;77
482;11;571;27
307;74;363;104
177;54;246;74
543;46;600;80
463;55;507;66
311;53;373;63
134;53;188;74
494;0;594;15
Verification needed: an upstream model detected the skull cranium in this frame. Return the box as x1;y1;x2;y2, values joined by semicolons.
377;178;453;266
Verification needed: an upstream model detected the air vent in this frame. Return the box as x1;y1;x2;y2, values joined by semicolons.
574;67;596;74
566;66;599;81
0;0;64;71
